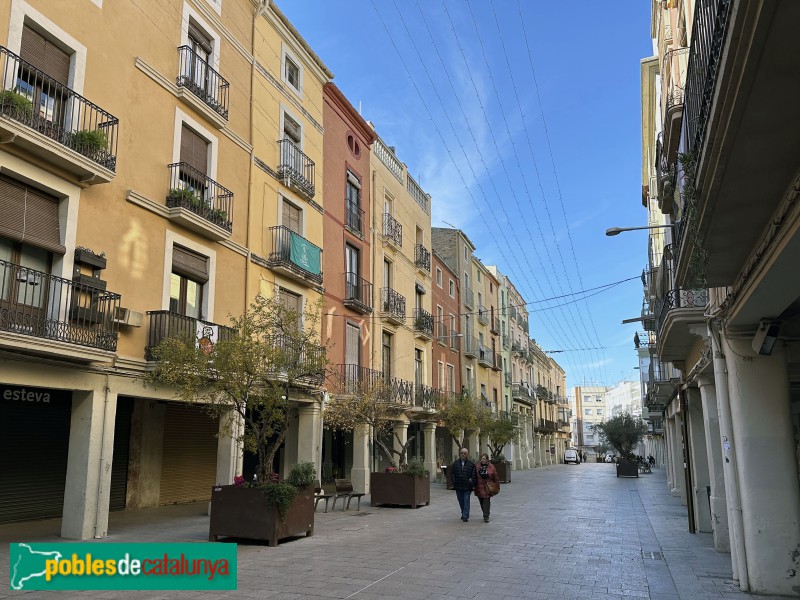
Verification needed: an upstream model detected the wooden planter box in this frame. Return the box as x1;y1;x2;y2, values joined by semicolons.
492;460;511;483
616;461;639;478
370;473;430;508
208;484;314;546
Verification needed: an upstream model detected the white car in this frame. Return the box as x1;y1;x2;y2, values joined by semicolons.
564;449;580;464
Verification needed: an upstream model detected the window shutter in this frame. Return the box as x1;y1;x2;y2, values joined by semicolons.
345;323;360;367
172;245;208;283
0;175;64;254
283;115;301;144
20;25;70;86
282;201;301;234
187;22;213;54
180;125;208;175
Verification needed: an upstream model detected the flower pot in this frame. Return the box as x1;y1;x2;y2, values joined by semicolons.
616;461;639;478
208;484;314;546
369;473;430;508
491;460;511;483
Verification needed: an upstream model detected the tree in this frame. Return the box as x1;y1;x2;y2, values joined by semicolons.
323;377;415;469
482;413;519;460
146;294;327;484
590;414;648;460
436;390;487;451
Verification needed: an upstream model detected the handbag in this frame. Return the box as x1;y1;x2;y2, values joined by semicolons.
486;481;499;496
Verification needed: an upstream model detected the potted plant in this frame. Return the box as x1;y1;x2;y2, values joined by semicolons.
65;129;108;157
481;413;517;483
591;414;648;478
369;458;430;508
147;294;328;543
0;90;33;119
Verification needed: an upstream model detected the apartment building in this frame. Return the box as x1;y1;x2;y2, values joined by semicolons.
636;0;800;592
472;258;501;414
571;384;607;460
0;0;330;537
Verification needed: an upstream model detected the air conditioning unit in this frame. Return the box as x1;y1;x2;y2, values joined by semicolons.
114;307;143;327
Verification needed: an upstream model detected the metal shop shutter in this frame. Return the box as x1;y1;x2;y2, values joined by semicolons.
108;396;133;511
0;390;72;523
159;403;219;505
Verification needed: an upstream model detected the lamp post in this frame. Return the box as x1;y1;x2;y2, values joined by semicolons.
605;224;674;236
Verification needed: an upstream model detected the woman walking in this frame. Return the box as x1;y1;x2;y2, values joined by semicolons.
474;453;500;523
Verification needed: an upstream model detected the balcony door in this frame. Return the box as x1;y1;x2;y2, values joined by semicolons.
169;245;207;320
344;322;360;393
0;238;50;330
414;348;423;387
186;22;213;98
180;125;209;198
345;244;359;301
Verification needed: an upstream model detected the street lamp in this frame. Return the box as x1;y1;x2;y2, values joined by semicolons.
605;224;674;236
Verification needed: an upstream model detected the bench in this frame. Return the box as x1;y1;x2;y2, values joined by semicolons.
314;481;334;512
332;478;365;511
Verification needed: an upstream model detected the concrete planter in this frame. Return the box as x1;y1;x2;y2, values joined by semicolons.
616;461;639;478
492;460;511;483
370;473;430;508
208;484;314;546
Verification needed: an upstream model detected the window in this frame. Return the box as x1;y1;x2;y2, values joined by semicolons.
278;286;302;330
345;171;361;233
383;259;392;289
449;314;456;343
436;305;444;326
0;237;51;314
465;366;473;391
446;364;455;392
436;267;442;287
596;409;603;416
438;361;444;389
345;322;360;367
449;279;455;297
180;125;209;193
480;383;487;399
596;396;603;402
382;332;392;379
16;25;71;127
282;199;302;234
283;112;301;145
186;21;213;94
477;270;481;282
414;348;423;386
284;55;300;91
584;408;593;416
464;246;467;262
170;245;209;319
345;244;360;300
489;282;493;293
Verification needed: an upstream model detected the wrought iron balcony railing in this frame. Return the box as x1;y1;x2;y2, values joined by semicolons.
477;305;488;325
413;307;434;338
655;287;709;338
0;259;120;351
512;383;532;400
266;225;323;285
277;138;315;198
478;346;494;368
414;244;430;272
464;287;474;309
145;310;235;360
382;213;402;247
414;384;437;410
267;333;327;385
167;162;233;232
379;287;405;323
450;329;460;351
464;335;479;358
343;273;372;313
0;45;119;171
491;316;500;334
176;45;229;119
332;363;384;396
436;320;448;345
345;200;363;236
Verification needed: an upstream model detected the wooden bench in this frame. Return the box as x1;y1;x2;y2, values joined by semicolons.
314;481;334;512
332;478;365;511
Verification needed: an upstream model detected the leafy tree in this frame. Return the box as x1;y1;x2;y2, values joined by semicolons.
146;294;327;484
590;414;648;461
482;413;519;461
436;389;485;450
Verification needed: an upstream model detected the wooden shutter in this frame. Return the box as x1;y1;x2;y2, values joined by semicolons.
20;25;70;85
282;201;301;234
345;323;360;367
0;175;65;254
180;125;208;175
172;245;208;283
187;22;213;54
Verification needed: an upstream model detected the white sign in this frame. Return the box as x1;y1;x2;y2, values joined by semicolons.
196;323;219;354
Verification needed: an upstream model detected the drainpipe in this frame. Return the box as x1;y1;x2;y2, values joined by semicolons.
94;375;111;539
710;320;748;590
679;385;696;533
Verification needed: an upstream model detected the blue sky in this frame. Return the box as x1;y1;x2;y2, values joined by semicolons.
279;1;653;391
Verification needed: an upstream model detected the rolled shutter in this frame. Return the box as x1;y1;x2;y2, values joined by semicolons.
20;25;70;86
172;245;208;283
0;175;65;254
345;323;360;367
180;125;208;175
188;22;213;55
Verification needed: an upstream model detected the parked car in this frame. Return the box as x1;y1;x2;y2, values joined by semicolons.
564;449;580;464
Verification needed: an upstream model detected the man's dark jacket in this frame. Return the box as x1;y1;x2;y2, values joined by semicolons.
450;457;476;491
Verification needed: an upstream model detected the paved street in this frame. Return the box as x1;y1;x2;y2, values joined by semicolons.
1;463;790;600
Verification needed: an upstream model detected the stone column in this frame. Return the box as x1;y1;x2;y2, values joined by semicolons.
297;403;322;475
62;385;118;540
686;387;712;533
216;409;242;486
282;409;299;476
422;423;436;478
724;337;800;596
467;429;480;460
351;424;370;494
535;434;543;467
697;375;730;552
393;421;409;465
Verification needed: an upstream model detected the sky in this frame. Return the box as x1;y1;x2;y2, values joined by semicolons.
278;1;653;392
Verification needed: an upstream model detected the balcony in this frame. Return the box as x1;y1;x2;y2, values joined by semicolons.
332;364;383;396
266;226;323;286
660;47;689;162
477;305;488;326
464;287;474;309
478;346;493;368
504;372;511;386
0;46;119;184
537;419;557;433
277;139;315;199
436;320;448;346
146;310;234;361
176;45;229;122
166;163;233;240
345;200;363;237
382;213;402;248
414;384;437;410
464;335;479;358
655;287;708;362
502;334;510;350
646;358;680;412
343;273;372;314
512;383;533;402
414;244;430;272
379;287;405;326
0;259;120;361
491;316;500;335
413;308;434;340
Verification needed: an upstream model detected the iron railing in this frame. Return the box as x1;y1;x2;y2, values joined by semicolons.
414;384;437;409
268;333;327;384
512;383;532;400
464;287;474;309
345;200;363;236
266;225;323;284
436;320;448;345
477;305;488;325
176;45;229;119
414;244;430;272
478;346;494;368
166;162;233;232
464;335;479;358
343;273;372;313
145;310;235;360
491;316;500;334
0;259;120;351
379;287;405;322
277;138;315;198
450;328;460;351
655;287;708;337
382;213;402;247
413;307;434;338
332;364;383;395
682;0;732;157
0;45;119;170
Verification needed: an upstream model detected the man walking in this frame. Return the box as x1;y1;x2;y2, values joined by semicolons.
451;448;476;522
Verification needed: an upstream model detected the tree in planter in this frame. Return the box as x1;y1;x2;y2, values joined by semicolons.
590;414;648;462
436;389;488;452
146;293;328;484
482;413;519;461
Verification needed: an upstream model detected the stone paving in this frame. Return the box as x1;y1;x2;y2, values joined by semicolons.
1;463;794;599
